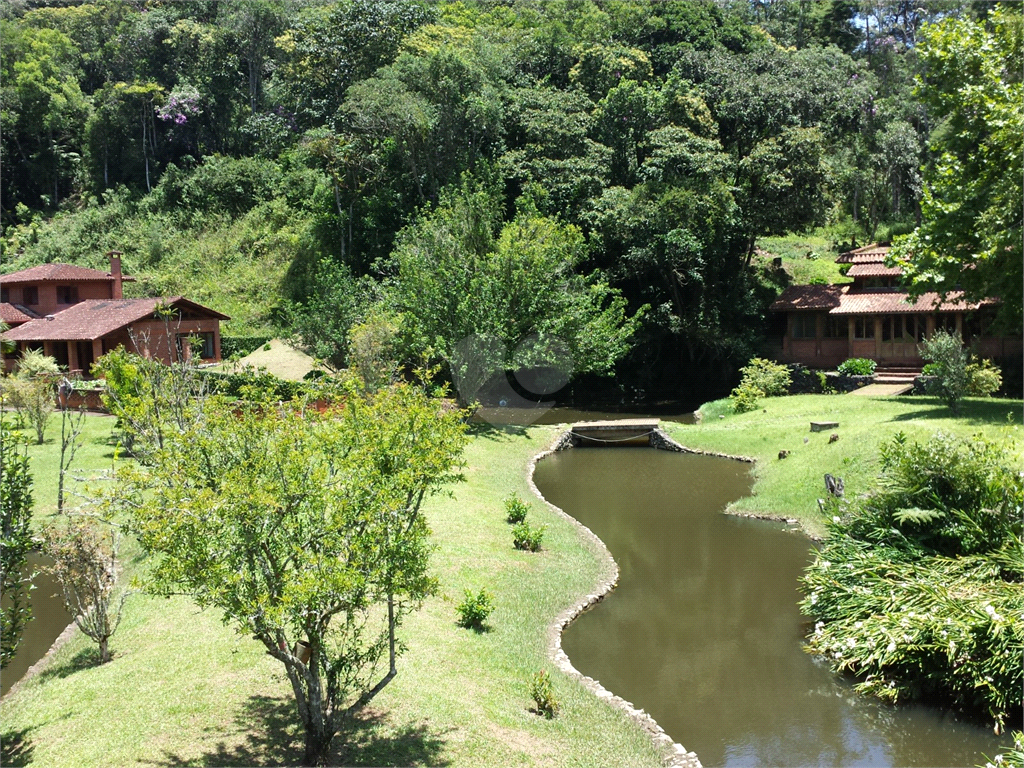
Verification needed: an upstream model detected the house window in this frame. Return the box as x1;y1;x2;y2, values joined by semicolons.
853;318;875;339
0;286;8;303
56;285;79;305
199;332;215;359
792;315;816;339
823;316;847;338
23;286;38;305
176;332;217;361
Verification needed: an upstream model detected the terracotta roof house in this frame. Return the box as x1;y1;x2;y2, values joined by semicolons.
1;254;228;375
770;243;1021;369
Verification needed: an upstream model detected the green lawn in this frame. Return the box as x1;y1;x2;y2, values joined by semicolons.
1;419;664;768
667;394;1023;538
755;233;851;286
17;411;120;522
7;393;1020;765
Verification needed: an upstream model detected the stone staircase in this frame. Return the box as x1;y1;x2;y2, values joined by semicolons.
873;364;922;385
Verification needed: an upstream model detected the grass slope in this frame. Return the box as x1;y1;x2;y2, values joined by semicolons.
0;420;663;768
668;394;1022;538
755;233;851;286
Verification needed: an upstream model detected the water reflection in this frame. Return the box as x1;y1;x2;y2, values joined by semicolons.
533;446;1002;768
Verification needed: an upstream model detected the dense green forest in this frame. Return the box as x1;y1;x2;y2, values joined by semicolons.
1;0;1019;396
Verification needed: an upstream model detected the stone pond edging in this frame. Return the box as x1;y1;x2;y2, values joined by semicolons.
526;429;703;768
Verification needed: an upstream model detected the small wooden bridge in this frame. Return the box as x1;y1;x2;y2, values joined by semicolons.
570;419;660;446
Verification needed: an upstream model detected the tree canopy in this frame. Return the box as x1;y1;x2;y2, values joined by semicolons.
891;5;1023;331
119;378;466;765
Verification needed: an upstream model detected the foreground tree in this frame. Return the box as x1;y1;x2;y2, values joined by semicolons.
891;5;1023;330
0;406;34;668
118;382;466;765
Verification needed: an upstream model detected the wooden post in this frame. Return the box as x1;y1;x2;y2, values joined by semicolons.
67;340;79;374
874;317;883;360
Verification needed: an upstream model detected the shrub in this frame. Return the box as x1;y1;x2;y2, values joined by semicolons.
504;493;529;524
42;518;128;664
730;381;762;413
731;357;791;413
738;357;792;397
801;432;1023;733
921;362;940;376
919;331;970;412
817;371;836;395
220;335;273;359
455;588;494;630
966;359;1002;397
837;358;876;376
530;670;559;718
512;521;545;552
0;409;33;668
5;350;61;444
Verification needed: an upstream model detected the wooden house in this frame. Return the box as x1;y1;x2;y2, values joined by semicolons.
1;255;228;376
770;243;1021;369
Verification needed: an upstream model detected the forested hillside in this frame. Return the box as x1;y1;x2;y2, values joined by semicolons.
1;0;1016;394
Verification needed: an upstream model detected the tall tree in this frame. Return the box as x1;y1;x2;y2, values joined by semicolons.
891;5;1023;330
392;178;643;395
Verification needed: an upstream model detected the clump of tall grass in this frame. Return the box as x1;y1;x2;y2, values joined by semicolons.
801;432;1023;733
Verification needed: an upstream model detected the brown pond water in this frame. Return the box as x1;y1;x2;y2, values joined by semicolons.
1;553;73;697
533;446;1005;768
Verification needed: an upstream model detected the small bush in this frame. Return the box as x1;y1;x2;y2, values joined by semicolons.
966;359;1002;397
512;521;545;552
731;357;791;413
530;670;559;718
219;335;273;359
921;362;940;376
730;382;762;414
837;358;876;376
919;331;970;412
504;493;529;524
817;371;836;394
738;357;792;397
455;588;494;630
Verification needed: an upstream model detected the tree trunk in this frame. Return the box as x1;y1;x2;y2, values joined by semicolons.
302;723;333;767
99;636;110;664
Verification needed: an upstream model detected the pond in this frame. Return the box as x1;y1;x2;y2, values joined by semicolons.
1;553;73;697
533;445;1004;767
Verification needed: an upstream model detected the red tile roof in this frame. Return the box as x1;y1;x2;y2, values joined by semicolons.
0;262;135;284
830;291;989;315
770;285;846;312
1;297;228;342
846;263;903;277
0;303;39;325
836;243;891;264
